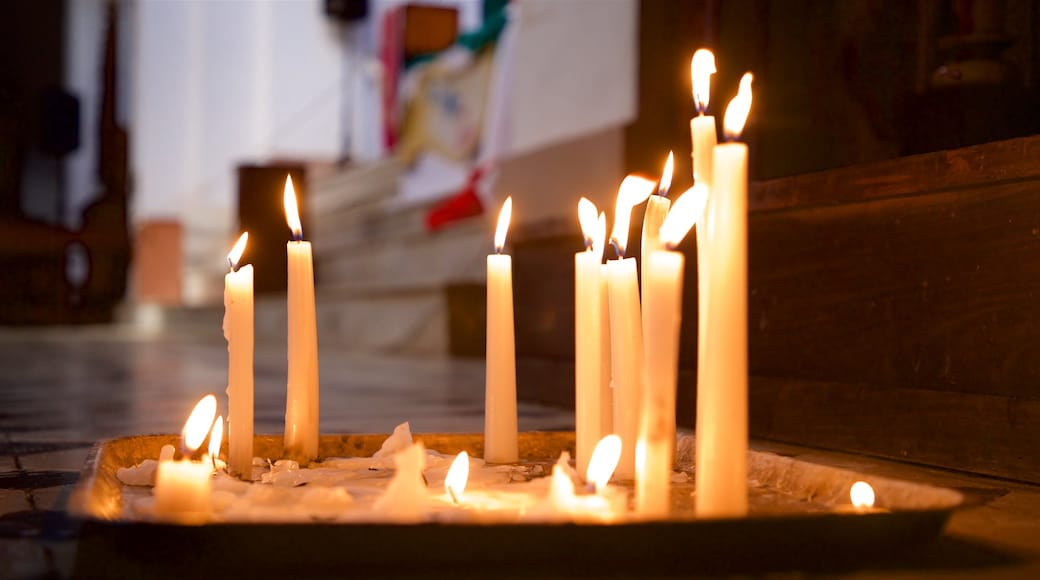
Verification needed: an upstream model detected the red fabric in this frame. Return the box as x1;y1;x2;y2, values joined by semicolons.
381;7;404;150
425;167;486;231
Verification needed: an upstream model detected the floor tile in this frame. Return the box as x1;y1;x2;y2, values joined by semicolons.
28;485;76;512
0;489;29;514
17;449;91;473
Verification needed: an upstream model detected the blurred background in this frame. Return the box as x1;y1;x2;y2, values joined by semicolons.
1;0;1038;352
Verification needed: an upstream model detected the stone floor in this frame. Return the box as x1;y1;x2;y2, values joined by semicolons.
1;325;1040;578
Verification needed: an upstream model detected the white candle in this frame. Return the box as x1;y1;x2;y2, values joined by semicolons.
485;197;518;464
223;232;253;479
154;460;212;523
689;51;719;505
640;152;674;272
574;199;608;477
697;73;753;518
606;175;656;480
154;395;217;524
636;186;706;518
283;175;319;462
641;152;674;353
599;263;612;435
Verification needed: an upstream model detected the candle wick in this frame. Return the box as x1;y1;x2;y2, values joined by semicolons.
448;487;459;505
610;240;623;259
227;257;235;273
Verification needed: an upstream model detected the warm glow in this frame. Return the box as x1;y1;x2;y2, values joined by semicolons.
182;395;218;453
551;464;577;503
723;73;754;140
227;232;248;271
585;434;622;491
578;197;599;249
659;184;709;248
691;49;716;113
494;196;513;253
850;481;876;508
657;152;674;197
208;415;224;459
609;175;656;256
445;451;469;503
284;175;302;240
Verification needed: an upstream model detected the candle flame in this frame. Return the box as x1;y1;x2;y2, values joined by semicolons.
494;196;512;253
850;481;876;509
657;152;674;197
659;184;709;248
208;415;224;459
227;232;248;271
610;175;656;257
723;73;753;141
691;49;716;114
445;451;469;503
284;175;302;240
182;394;217;453
585;434;622;491
578;197;599;249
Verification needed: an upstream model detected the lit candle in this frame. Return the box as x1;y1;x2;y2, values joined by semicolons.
283;175;320;462
485;197;518;464
689;51;719;506
696;73;753;518
636;186;707;518
154;395;217;524
606;175;656;481
640;153;674;334
223;232;253;479
574;198;608;477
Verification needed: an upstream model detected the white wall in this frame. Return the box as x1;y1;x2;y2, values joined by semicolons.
64;0;105;228
131;0;347;305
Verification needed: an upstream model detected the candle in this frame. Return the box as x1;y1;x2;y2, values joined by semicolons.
223;232;253;479
696;73;753;518
689;51;719;507
283;175;320;462
154;395;218;524
485;197;518;464
574;198;609;477
606;175;656;480
636;186;707;518
640;153;674;364
641;152;674;267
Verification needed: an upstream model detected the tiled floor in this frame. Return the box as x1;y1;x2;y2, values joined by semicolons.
3;325;1040;578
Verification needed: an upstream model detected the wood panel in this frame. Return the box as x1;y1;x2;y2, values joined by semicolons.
509;135;1040;483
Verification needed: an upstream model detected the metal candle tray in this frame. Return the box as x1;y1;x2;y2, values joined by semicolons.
70;432;963;577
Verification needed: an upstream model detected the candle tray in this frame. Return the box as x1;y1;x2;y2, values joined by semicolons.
70;432;963;577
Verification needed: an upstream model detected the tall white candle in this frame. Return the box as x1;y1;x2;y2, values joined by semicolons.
599;263;612;436
485;197;518;464
641;152;674;350
697;73;753;518
154;395;217;524
283;175;320;462
575;199;608;477
223;232;253;479
636;186;707;518
606;175;656;480
689;48;721;516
